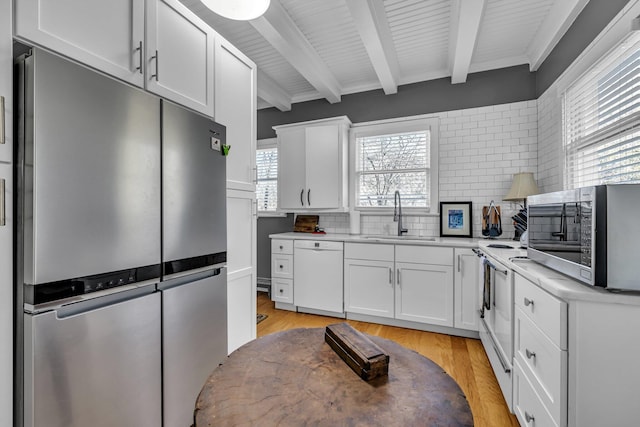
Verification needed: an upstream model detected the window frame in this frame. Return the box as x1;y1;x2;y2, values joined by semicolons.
349;115;439;215
256;138;286;217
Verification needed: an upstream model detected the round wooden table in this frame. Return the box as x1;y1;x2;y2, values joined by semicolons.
195;328;473;426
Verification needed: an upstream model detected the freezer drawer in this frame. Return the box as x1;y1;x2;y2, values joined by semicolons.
161;269;228;427
24;287;161;427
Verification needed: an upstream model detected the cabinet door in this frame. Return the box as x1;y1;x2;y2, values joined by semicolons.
395;262;454;326
146;0;215;116
344;259;394;318
277;128;306;210
215;38;256;191
305;125;340;208
226;190;256;354
454;248;479;331
14;0;144;87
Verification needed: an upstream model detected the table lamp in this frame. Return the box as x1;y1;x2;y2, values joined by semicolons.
503;172;540;240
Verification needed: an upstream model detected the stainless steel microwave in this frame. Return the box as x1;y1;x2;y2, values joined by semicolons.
527;184;640;292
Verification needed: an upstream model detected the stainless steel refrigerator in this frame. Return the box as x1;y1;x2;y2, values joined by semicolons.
16;49;162;427
159;100;228;427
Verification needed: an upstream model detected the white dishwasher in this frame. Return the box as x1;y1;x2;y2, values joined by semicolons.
294;240;344;316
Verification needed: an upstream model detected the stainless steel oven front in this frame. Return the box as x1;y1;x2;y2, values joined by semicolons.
474;248;514;410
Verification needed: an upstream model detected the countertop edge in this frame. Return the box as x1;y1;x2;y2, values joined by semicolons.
268;232;640;306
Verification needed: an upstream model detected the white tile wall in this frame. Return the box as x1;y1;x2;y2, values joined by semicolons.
537;86;564;193
316;100;540;239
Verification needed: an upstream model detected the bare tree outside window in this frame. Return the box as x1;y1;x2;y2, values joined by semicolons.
256;147;278;211
356;131;430;208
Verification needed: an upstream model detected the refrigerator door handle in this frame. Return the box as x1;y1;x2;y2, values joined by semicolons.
162;263;225;282
54;283;157;319
0;178;5;226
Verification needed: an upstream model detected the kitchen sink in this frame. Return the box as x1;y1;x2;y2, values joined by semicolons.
362;235;436;242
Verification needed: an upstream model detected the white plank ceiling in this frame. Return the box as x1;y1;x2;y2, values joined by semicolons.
180;0;589;111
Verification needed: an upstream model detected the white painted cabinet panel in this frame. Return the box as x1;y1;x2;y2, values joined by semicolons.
14;0;145;87
453;248;479;331
145;0;214;116
344;258;395;318
275;117;350;212
226;191;256;354
0;0;13;421
277;127;306;210
305;125;340;208
215;38;256;191
395;262;454;327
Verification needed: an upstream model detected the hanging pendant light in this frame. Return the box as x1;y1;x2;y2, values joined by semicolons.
201;0;271;20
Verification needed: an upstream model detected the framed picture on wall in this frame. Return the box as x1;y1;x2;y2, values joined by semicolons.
439;201;472;238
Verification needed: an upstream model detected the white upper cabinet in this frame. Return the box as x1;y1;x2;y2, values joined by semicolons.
14;0;145;87
15;0;215;116
275;116;350;212
145;0;215;116
215;37;256;191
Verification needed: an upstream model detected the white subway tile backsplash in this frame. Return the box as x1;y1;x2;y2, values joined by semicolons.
314;100;539;238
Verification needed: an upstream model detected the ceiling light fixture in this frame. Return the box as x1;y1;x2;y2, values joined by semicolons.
201;0;270;21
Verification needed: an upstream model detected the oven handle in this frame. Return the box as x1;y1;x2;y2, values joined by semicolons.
481;318;511;374
474;249;508;275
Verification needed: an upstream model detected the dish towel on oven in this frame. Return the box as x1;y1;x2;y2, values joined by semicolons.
481;258;491;318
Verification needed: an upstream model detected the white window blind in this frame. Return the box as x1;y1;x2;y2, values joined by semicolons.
353;118;435;210
564;33;640;188
256;147;278;211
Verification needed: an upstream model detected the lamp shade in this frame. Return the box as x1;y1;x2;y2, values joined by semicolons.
201;0;270;20
503;172;540;201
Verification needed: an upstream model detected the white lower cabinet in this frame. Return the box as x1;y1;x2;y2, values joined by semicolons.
514;359;558;427
271;239;294;307
271;277;293;304
344;243;454;327
453;248;479;331
344;258;395;318
395;261;453;326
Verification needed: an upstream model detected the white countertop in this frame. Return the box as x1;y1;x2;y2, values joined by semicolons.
269;232;478;248
270;232;640;306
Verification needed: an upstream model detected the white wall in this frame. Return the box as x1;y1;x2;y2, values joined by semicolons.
317;100;539;239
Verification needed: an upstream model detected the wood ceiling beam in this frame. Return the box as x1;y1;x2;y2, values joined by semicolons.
346;0;400;95
249;1;342;104
257;70;292;111
527;0;589;71
448;0;487;84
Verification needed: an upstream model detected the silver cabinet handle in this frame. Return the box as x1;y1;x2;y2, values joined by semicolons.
300;189;304;206
525;349;536;359
457;254;461;272
524;297;534;307
525;411;535;423
397;268;401;286
389;267;393;285
0;96;5;144
150;50;159;81
279;245;283;250
0;178;5;226
135;41;143;74
307;189;311;206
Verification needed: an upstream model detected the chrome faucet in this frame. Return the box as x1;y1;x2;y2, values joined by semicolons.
393;190;408;236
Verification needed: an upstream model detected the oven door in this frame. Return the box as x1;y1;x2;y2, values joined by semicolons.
475;250;514;410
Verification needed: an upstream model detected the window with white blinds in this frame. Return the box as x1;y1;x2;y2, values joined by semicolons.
351;117;438;211
563;33;640;188
256;146;278;212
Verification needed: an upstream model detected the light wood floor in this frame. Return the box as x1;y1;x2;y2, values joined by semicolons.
257;292;519;427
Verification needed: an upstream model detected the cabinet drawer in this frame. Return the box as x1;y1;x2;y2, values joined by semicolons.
513;360;559;427
272;278;293;304
344;243;394;262
272;254;293;279
515;307;567;425
395;245;453;265
271;239;293;255
514;273;567;349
